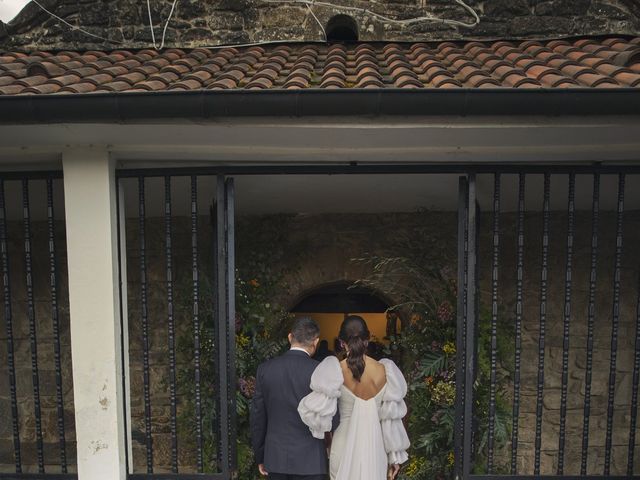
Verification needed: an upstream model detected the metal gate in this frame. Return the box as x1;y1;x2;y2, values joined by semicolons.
118;173;236;479
116;164;640;480
0;171;76;479
455;169;640;479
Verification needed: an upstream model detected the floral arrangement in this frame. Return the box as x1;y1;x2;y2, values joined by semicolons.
352;214;512;479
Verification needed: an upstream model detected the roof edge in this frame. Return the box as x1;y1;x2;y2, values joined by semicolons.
1;88;640;124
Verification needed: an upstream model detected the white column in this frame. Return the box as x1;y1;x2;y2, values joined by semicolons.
63;149;127;480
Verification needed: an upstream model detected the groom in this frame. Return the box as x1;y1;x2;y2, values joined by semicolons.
250;316;327;479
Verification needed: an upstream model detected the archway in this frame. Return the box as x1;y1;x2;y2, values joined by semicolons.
290;281;396;359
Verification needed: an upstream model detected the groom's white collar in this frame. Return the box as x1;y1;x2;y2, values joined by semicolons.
290;347;311;356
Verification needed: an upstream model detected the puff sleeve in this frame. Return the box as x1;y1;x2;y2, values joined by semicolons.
379;359;410;465
298;356;343;439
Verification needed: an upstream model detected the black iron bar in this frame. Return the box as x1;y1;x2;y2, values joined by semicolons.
138;177;154;473
558;173;576;475
454;177;468;478
629;270;640;476
46;178;67;472
581;173;600;475
116;163;640;179
511;173;525;475
468;475;640;480
164;176;179;473
0;474;77;480
534;173;551;475
462;174;477;479
488;173;500;473
216;175;230;476
0;179;22;473
191;176;204;473
225;179;237;471
605;173;625;475
22;179;45;473
127;474;227;480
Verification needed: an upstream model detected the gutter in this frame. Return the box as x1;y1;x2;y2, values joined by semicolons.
0;88;639;124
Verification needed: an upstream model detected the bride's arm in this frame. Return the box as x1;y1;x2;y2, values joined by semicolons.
379;359;411;466
298;356;343;439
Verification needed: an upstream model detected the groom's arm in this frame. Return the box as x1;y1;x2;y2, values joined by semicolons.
250;364;267;465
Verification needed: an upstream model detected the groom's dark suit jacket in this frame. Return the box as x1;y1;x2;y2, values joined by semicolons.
250;349;328;475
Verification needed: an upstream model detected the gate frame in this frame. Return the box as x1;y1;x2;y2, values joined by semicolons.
114;162;640;480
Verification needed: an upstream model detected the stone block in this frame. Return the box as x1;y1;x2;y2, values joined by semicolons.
509;15;572;36
484;0;531;17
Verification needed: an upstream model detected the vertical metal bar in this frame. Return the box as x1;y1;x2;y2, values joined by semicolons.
164;176;178;473
462;173;477;479
454;176;468;479
0;179;22;473
511;173;525;475
629;270;640;476
534;172;551;476
487;173;500;474
115;178;131;475
191;176;204;473
557;173;576;475
46;178;67;472
581;172;600;475
211;200;222;471
605;173;625;475
138;177;153;473
225;178;237;472
23;179;45;473
216;175;230;476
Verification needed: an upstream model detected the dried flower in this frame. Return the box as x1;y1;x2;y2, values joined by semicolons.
237;333;250;348
239;376;256;398
442;341;456;355
430;380;456;406
437;301;453;323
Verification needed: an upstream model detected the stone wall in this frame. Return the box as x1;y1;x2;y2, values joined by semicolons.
1;0;639;51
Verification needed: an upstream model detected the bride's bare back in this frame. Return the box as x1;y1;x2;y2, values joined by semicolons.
341;355;387;401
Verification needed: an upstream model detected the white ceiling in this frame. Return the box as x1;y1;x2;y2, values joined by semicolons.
1;115;640;219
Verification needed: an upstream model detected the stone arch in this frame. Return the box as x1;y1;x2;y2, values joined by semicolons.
325;14;359;42
288;280;395;313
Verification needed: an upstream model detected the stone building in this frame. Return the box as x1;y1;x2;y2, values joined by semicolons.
1;1;640;480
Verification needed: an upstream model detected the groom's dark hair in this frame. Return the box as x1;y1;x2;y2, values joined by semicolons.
290;316;320;346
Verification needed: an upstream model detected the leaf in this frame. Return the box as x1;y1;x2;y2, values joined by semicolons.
419;351;447;377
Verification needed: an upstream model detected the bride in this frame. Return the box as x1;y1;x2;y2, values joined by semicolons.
298;315;410;480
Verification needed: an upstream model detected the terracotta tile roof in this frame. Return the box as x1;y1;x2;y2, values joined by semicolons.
1;37;640;96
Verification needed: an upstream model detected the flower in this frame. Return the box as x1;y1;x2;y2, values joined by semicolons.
437;301;453;323
404;456;426;477
442;341;456;355
430;380;456;406
447;451;455;466
248;278;260;288
239;376;256;398
237;333;250;348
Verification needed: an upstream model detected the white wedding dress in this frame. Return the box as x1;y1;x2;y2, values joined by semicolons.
298;357;410;480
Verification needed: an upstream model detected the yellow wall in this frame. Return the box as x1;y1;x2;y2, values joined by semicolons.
294;312;389;347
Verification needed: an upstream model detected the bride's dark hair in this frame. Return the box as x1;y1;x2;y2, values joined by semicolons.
339;315;370;382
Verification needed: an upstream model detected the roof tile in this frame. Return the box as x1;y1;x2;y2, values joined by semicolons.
1;36;639;96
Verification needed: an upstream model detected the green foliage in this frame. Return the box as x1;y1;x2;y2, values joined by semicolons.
175;215;301;479
352;213;513;480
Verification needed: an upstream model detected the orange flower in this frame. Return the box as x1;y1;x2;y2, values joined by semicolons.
248;279;260;288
